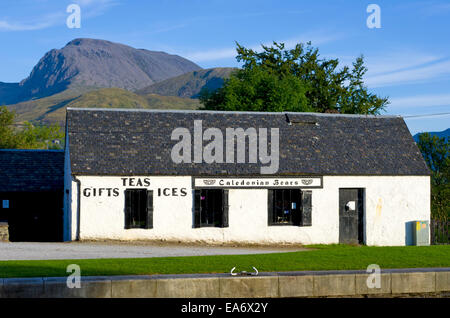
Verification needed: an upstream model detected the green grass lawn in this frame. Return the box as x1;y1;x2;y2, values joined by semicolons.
0;244;449;278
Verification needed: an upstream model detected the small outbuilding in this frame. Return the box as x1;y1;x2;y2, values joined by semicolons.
0;149;64;241
63;108;430;246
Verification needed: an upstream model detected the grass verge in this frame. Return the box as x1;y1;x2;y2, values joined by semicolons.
0;244;449;278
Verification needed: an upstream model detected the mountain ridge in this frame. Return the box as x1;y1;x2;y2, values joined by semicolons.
1;38;202;105
136;67;235;98
1;38;235;126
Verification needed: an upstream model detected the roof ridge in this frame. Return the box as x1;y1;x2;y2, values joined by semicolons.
66;107;401;119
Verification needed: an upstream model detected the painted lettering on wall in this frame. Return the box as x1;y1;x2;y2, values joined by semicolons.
83;188;119;197
121;178;151;187
194;177;322;189
157;188;188;197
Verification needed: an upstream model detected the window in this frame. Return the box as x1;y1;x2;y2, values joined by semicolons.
268;189;312;226
124;189;153;229
194;189;229;228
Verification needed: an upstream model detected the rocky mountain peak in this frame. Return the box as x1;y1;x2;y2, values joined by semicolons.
3;38;202;104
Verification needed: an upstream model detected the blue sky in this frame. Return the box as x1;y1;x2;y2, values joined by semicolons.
1;0;449;135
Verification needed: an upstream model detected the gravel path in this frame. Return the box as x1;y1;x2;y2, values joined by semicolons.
0;242;305;260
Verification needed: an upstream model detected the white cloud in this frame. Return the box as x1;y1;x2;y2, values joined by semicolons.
0;0;117;32
364;53;440;76
0;20;53;31
315;50;450;88
0;11;64;31
364;58;450;88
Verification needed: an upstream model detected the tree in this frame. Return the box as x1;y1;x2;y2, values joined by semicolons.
417;133;449;221
200;42;389;114
0;106;64;149
0;106;16;148
417;133;448;183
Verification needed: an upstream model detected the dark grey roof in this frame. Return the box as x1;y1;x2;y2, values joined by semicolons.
0;149;64;192
66;108;430;176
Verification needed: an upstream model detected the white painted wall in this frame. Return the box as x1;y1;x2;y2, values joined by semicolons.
65;175;430;246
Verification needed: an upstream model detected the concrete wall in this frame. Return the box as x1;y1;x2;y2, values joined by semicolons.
1;269;448;298
65;175;430;246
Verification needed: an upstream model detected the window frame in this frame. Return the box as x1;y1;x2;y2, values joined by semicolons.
268;189;312;227
194;189;229;228
124;188;153;229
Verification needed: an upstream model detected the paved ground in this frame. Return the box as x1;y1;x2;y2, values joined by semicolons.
0;241;305;260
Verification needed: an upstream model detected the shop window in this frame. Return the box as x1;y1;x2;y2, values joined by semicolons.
124;189;153;229
268;189;312;226
194;189;229;228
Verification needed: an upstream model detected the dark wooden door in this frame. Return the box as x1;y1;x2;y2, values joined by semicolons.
339;189;364;244
6;191;63;242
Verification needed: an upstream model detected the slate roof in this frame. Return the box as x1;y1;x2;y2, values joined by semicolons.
0;149;64;192
66;108;430;176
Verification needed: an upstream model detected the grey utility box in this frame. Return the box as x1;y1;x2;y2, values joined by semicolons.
412;221;430;246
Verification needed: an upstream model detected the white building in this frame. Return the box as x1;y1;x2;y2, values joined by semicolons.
63;108;430;246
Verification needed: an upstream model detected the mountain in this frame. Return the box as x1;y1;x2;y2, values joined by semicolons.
1;38;201;105
136;67;235;98
0;82;22;105
8;88;201;126
413;128;450;142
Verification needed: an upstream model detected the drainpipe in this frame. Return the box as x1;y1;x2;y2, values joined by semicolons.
73;176;81;241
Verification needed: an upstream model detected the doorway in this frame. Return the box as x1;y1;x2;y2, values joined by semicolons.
4;191;64;242
339;188;365;244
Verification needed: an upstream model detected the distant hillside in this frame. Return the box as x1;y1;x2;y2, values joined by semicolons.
1;38;201;105
9;88;201;126
7;90;81;125
0;82;22;105
136;67;235;98
413;128;450;142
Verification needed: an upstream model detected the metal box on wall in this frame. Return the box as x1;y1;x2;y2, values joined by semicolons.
412;221;430;246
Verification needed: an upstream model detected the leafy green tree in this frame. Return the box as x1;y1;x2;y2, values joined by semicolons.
15;122;64;149
200;42;389;114
0;106;64;149
0;106;16;148
417;133;449;221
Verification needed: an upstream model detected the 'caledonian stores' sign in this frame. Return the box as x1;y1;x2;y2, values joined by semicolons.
194;177;323;189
